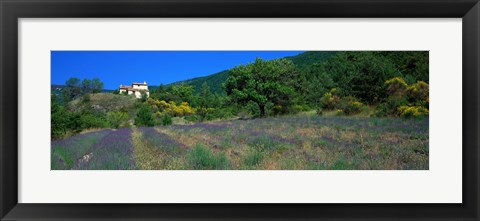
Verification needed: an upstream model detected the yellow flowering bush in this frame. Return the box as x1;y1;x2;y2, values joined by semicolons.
385;77;408;97
320;90;364;115
172;102;196;116
398;105;429;119
350;101;363;109
406;81;429;105
377;78;429;118
148;98;196;117
147;98;169;112
337;96;364;115
320;88;341;110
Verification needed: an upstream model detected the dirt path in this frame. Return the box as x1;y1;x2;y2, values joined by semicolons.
131;128;164;170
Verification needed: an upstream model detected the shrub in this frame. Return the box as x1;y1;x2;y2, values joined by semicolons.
319;89;341;110
192;107;234;122
79;113;109;129
265;102;303;116
376;78;429;118
135;104;154;126
265;102;276;116
374;103;389;117
161;114;173;126
176;102;196;116
196;107;215;121
51;97;71;139
184;115;200;123
406;81;429;105
290;105;303;114
209;107;235;120
375;96;409;117
237;111;251;120
140;91;148;102
398;105;429;119
385;77;408;97
360;105;371;115
152;113;170;126
330;87;342;96
337;96;364;115
106;111;130;128
148;98;196;117
81;94;91;104
336;109;345;116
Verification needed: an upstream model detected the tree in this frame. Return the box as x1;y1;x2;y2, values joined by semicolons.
224;58;297;117
379;51;429;84
62;77;81;102
150;84;194;104
171;84;194;104
66;77;81;88
81;79;92;94
314;52;398;104
151;84;167;100
61;77;104;102
298;62;335;107
198;82;213;108
112;89;119;95
194;83;216;121
140;91;148;103
51;94;70;139
91;78;104;93
135;104;154;126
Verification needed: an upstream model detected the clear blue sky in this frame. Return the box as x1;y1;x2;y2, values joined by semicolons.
51;51;304;90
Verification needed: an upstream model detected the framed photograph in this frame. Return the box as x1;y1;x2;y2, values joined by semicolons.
1;0;479;220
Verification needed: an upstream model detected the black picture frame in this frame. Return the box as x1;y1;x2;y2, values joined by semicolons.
1;0;479;220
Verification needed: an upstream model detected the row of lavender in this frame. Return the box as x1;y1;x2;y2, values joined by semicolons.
51;128;136;170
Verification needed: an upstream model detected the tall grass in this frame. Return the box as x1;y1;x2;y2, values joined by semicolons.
187;145;230;169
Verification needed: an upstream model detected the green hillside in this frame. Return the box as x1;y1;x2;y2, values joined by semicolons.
167;51;337;94
68;93;138;116
284;51;337;69
169;70;229;94
163;50;428;109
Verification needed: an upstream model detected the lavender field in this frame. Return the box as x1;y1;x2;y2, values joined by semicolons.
51;115;429;170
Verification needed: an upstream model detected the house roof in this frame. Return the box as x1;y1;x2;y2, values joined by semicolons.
132;82;148;85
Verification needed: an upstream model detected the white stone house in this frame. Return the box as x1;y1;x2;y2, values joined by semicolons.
119;81;150;99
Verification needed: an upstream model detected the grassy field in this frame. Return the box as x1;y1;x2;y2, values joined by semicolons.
51;115;429;170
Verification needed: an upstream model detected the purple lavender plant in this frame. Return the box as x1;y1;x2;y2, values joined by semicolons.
73;128;136;170
51;130;111;170
139;127;186;156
